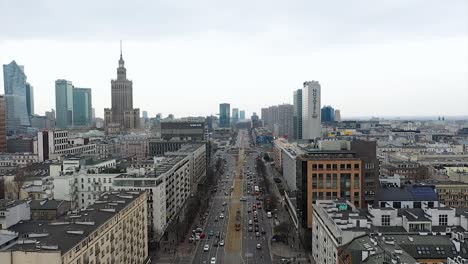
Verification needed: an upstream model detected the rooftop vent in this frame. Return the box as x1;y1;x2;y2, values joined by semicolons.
66;230;84;235
27;233;49;238
75;221;95;226
49;222;70;226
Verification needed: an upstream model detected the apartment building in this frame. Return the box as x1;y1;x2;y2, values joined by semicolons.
0;200;30;229
0;191;148;264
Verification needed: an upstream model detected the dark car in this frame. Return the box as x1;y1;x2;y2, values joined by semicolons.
261;228;266;234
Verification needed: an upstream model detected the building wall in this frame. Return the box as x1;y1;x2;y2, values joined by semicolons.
0;202;31;229
306;159;362;228
282;149;297;191
302;81;321;140
55;79;74;128
0;251;61;264
0;96;6;152
436;183;468;207
72;87;92;126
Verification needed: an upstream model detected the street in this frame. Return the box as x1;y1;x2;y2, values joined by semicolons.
191;130;274;264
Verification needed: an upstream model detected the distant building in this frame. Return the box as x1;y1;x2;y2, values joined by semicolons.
3;61;31;134
104;44;140;130
278;104;294;139
0;96;6;152
321;105;335;122
142;110;148;119
29;199;70;220
232;108;239;125
239;110;245;120
302;81;321;139
6;137;34;153
55;79;74;128
72;87;92;126
334;109;341;122
25;83;34;116
161;118;206;141
293;89;303;140
251;112;261;129
219;103;230;128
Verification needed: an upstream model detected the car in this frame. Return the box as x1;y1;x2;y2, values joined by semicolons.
208;230;214;236
204;244;209;251
219;213;225;219
261;228;266;234
219;240;225;246
214;217;218;221
247;209;251;213
256;243;261;249
221;208;225;212
213;240;218;247
254;217;258;222
199;233;205;239
248;226;253;232
216;231;221;238
254;226;259;232
256;232;260;237
210;257;216;264
196;227;203;233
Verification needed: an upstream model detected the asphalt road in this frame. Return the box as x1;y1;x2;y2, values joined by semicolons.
191;130;273;264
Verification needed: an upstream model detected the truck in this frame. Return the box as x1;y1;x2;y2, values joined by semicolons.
235;210;241;231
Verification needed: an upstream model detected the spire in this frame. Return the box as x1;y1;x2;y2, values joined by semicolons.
120;40;123;59
118;40;125;67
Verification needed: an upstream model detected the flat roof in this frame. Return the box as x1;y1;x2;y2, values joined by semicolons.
6;191;143;255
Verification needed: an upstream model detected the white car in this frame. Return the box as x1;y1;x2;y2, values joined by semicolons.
211;257;216;264
219;240;224;246
204;244;209;251
219;213;225;219
240;197;247;201
256;243;261;249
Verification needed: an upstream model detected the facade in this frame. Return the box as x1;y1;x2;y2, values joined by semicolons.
239;110;245;120
375;184;440;209
350;140;379;206
3;61;31;134
6;137;34;153
302;81;322;140
160;118;206;141
37;130;96;161
0;200;30;230
149;139;184;156
0;191;148;264
55;79;74;128
321;105;335;122
0;96;6;152
435;181;468;207
120;135;149;159
25;83;34;116
232;108;239;125
293;89;303;140
334;109;341;122
219;103;230;128
72;87;92;126
104;47;140;130
278;104;294;139
29;199;70;220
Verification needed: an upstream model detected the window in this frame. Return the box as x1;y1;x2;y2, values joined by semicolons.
318;164;323;170
354;163;360;169
312;174;317;188
354;174;359;188
326;174;331;188
428;202;434;208
326;164;331;170
332;164;337;170
393;202;401;208
312;164;317;170
439;214;448;226
382;215;390;226
318;174;323;188
340;164;345;170
332;174;337;188
346;164;352;170
414;202;422;208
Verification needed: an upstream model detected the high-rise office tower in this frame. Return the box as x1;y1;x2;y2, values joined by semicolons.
302;81;322;140
232;108;239;125
334;109;341;122
25;83;34;116
104;43;140;130
3;61;31;134
239;110;245;120
278;104;294;139
55;79;74;128
321;105;335;123
73;87;92;126
0;95;6;152
261;108;269;126
142;111;148;119
293;89;303;140
219;103;230;128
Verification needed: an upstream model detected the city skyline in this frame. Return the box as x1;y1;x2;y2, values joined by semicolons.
0;0;467;119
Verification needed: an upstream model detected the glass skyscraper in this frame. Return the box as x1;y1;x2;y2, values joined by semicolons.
219;103;230;128
293;89;303;140
239;110;245;120
3;61;31;135
25;82;34;116
55;79;74;128
321;105;335;123
73;88;92;126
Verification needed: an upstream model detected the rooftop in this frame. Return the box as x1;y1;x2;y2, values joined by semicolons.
4;191;144;255
376;184;438;202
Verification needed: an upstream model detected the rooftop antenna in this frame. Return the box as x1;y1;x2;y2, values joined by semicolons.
120;40;122;58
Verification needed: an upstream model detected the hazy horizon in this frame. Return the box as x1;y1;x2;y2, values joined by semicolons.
1;0;467;119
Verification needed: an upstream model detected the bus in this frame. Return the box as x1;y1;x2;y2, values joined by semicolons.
254;185;260;195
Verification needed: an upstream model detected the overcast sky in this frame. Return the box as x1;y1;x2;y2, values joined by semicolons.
1;0;467;119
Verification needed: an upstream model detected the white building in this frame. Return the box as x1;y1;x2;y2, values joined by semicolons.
0;200;30;230
37;130;96;161
302;81;322;140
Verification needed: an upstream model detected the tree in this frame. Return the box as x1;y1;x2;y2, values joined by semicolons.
5;169;27;199
273;221;290;242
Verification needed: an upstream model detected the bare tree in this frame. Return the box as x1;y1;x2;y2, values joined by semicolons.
10;168;26;199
